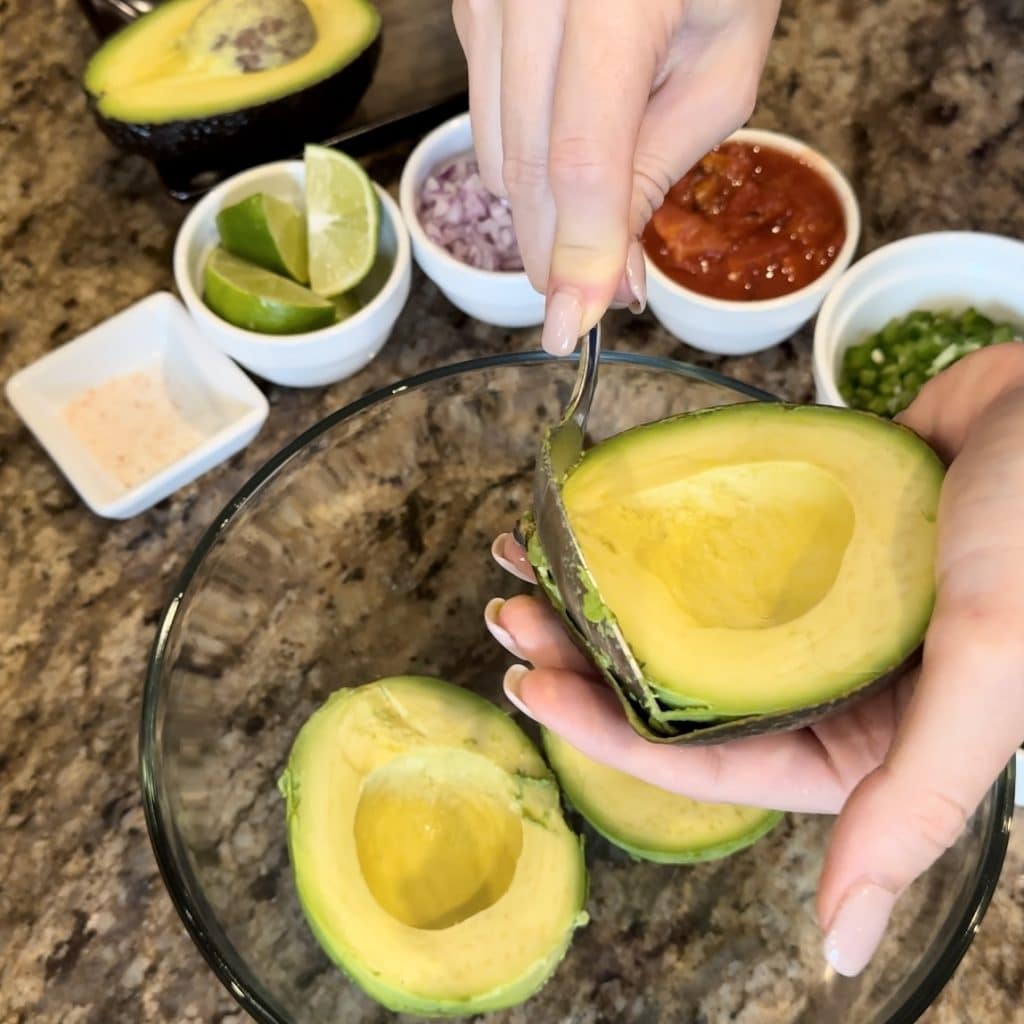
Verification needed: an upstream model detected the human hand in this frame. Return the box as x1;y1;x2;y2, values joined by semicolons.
483;342;1024;976
452;0;780;354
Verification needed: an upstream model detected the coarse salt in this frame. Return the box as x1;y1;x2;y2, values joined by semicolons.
62;370;206;490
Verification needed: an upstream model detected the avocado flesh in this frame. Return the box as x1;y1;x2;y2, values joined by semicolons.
83;0;380;165
527;403;944;740
280;676;588;1017
543;731;781;863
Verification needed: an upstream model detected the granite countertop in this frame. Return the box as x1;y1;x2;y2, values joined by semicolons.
2;0;1023;1021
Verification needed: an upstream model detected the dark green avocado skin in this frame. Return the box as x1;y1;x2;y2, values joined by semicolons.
86;34;380;167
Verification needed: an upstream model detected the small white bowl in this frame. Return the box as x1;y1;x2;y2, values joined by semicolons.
174;160;411;388
399;112;545;328
5;292;269;519
645;128;861;355
813;231;1024;406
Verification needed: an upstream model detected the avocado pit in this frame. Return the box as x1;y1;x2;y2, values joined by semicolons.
184;0;318;73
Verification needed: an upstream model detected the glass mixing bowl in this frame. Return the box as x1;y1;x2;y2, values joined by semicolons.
141;353;1014;1024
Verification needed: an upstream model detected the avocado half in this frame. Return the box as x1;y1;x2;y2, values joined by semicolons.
524;402;945;744
279;676;588;1017
83;0;381;166
543;731;781;863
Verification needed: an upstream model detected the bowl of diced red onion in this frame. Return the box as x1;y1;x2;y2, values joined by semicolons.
399;112;546;328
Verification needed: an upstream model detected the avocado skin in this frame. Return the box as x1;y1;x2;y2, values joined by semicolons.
85;33;380;167
520;512;923;747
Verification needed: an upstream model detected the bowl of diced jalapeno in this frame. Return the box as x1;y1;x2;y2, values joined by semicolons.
813;231;1024;416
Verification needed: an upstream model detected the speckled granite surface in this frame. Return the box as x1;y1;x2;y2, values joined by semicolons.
1;0;1023;1021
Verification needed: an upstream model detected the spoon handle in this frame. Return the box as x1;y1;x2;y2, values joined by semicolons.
564;324;601;433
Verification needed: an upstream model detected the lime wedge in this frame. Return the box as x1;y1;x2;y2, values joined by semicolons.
332;291;363;322
203;247;335;335
216;192;309;284
304;144;379;297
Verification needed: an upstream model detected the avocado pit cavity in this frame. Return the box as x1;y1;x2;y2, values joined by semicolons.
354;750;523;931
579;460;855;631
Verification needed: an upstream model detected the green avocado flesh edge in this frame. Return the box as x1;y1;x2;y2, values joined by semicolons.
543;731;782;863
527;402;944;737
279;676;588;1017
84;0;381;123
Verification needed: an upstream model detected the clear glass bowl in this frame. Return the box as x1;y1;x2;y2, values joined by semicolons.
141;352;1014;1024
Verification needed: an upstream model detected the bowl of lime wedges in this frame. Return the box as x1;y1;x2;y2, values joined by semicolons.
174;146;411;388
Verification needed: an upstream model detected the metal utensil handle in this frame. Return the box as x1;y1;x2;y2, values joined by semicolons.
564;324;601;431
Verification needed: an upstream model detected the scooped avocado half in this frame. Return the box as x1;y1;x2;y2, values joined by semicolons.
526;403;944;742
543;731;781;863
83;0;381;165
279;676;588;1017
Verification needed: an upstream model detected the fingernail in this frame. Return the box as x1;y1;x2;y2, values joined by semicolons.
823;883;897;977
541;290;583;356
484;598;528;659
490;533;535;583
625;240;647;315
503;664;533;718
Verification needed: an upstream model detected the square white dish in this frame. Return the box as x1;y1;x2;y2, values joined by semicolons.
6;291;269;519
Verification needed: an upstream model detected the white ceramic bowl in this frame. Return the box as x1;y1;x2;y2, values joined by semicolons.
645;128;861;356
174;160;411;388
813;231;1024;406
399;112;545;328
5;292;268;519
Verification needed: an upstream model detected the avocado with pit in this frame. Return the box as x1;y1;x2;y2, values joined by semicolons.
279;675;588;1017
543;731;782;863
83;0;381;166
525;402;945;743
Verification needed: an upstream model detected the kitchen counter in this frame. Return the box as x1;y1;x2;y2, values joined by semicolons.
2;0;1023;1021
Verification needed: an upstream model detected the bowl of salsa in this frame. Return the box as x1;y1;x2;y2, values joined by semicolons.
642;129;860;355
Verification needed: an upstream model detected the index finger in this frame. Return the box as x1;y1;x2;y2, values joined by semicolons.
509;665;848;814
541;1;657;354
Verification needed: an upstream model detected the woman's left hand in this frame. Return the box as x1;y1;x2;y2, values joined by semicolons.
485;342;1024;976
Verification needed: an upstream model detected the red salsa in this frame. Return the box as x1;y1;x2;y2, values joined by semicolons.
642;141;846;302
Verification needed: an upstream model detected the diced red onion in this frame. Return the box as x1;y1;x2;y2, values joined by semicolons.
417;154;525;272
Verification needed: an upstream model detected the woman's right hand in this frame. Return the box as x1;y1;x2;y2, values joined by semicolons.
452;0;781;353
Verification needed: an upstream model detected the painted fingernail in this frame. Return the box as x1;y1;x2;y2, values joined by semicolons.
541;290;583;356
484;598;528;659
503;664;533;718
823;883;897;977
490;533;535;583
625;240;647;315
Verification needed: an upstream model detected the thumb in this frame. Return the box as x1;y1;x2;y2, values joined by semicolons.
815;612;1023;977
818;374;1024;977
814;762;968;978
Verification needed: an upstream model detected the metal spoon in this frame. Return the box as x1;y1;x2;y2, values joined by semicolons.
529;323;659;726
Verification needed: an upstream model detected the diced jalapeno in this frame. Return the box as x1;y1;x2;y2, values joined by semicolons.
837;307;1023;417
